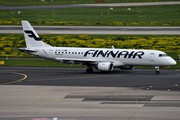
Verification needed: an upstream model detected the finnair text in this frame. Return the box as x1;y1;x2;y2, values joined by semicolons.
84;50;144;59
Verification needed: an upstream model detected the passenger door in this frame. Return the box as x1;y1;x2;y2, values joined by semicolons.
150;53;154;62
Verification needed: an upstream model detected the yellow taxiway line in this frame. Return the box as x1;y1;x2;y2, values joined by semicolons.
0;72;27;85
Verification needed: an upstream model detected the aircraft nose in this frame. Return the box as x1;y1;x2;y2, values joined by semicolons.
169;58;177;66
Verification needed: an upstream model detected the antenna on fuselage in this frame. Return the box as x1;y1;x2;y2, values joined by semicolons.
112;45;115;49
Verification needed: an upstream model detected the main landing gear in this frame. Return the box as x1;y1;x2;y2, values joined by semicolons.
86;67;93;73
155;66;160;74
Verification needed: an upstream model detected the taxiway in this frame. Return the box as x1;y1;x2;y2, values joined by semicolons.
1;26;180;35
0;67;180;120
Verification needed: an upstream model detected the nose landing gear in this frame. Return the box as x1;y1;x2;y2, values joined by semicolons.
155;66;160;74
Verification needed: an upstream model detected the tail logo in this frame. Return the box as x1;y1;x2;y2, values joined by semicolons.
24;30;41;41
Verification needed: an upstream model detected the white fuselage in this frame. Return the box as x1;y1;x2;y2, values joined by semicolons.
29;47;176;67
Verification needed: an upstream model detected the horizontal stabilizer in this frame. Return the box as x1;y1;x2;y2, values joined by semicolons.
8;47;37;52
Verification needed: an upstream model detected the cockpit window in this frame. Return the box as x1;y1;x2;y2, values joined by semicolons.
163;54;168;57
159;54;163;57
159;54;169;57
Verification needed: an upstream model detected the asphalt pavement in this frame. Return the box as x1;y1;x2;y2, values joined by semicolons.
1;26;180;35
0;67;180;120
1;67;180;90
1;1;180;10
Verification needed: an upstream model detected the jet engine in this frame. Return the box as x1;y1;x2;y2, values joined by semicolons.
119;65;134;70
97;62;114;71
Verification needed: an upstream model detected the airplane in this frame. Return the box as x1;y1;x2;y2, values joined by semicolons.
16;20;176;74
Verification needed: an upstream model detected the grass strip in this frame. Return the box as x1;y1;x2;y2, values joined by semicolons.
1;34;180;59
1;0;180;6
0;5;180;26
0;59;85;67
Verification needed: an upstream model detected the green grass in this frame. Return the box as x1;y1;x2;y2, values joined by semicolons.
0;59;179;69
0;0;180;6
136;63;180;69
1;34;180;59
0;5;180;26
0;59;85;67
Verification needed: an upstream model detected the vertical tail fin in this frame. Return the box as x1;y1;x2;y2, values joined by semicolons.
22;20;52;48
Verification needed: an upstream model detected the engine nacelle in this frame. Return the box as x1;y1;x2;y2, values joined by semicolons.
97;62;114;71
119;65;134;70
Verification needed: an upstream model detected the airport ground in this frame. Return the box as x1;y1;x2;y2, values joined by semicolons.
1;26;180;35
1;1;180;120
0;67;180;120
1;1;180;10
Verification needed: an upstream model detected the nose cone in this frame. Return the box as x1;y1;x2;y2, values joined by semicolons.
169;58;177;66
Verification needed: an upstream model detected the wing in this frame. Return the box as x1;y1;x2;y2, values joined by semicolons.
55;58;97;65
55;58;124;66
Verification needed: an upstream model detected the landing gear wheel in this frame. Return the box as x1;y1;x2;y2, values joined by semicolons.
86;67;93;73
155;71;160;74
155;66;160;74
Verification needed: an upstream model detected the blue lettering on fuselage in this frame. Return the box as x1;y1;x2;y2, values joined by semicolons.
96;50;109;57
117;51;129;58
84;50;144;59
107;51;119;58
